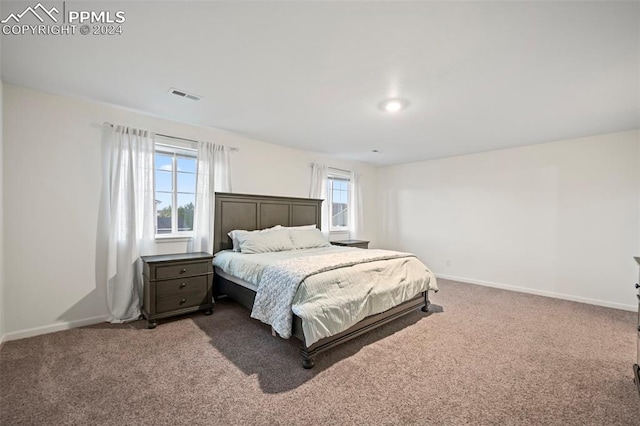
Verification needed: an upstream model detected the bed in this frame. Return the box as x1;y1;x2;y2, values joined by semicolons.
212;192;437;368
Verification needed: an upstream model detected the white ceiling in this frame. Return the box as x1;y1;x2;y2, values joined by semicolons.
2;1;639;165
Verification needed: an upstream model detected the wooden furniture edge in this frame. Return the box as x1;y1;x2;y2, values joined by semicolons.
214;272;430;368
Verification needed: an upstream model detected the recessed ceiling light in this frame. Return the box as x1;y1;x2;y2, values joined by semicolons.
378;98;409;113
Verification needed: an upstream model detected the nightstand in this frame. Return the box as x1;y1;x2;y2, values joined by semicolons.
331;240;370;249
141;252;214;329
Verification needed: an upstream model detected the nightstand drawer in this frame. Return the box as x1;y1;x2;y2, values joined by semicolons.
157;292;209;314
156;261;210;280
156;276;208;297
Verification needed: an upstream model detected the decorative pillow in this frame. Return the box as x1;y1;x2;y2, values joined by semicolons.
236;228;295;254
290;228;331;249
228;225;282;252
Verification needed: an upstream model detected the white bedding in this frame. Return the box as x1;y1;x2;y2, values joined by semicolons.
213;246;437;346
214;246;351;284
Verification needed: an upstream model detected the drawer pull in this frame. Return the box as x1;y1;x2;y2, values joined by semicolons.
636;283;639;289
180;268;187;274
179;298;186;305
179;283;187;288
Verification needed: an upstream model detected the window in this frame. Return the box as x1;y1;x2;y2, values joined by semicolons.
328;174;350;231
154;143;197;236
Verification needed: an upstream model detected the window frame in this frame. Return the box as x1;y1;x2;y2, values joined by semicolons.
154;141;198;239
327;170;351;233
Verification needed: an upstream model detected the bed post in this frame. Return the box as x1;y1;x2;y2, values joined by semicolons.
301;348;315;369
302;357;315;369
421;291;430;313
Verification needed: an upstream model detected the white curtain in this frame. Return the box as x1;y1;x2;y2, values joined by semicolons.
104;125;156;323
348;170;363;239
309;163;330;234
188;143;231;253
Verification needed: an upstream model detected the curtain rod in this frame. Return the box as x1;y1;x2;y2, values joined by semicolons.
310;163;352;174
103;122;239;152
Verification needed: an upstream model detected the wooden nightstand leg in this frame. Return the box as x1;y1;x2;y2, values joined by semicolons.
147;319;157;329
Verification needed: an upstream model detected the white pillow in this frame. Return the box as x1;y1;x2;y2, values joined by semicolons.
228;225;282;252
236;228;295;254
290;228;331;249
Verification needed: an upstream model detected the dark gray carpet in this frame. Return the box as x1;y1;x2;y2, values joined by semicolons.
1;280;639;425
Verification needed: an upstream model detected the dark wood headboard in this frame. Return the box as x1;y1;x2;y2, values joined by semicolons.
213;192;324;254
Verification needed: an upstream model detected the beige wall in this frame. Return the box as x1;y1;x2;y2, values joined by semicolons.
377;130;640;310
0;0;4;342
0;79;4;343
2;84;378;339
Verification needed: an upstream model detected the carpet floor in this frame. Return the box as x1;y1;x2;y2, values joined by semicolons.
1;279;638;425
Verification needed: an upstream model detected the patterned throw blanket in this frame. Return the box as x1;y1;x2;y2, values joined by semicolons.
250;249;416;339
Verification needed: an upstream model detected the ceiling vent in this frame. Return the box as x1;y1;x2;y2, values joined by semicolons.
169;87;203;101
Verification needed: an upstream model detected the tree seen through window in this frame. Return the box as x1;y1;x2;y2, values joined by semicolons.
154;147;197;234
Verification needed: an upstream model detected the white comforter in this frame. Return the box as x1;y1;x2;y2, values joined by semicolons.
214;246;437;346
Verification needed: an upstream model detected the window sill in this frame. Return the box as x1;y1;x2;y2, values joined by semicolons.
329;230;349;242
155;235;193;243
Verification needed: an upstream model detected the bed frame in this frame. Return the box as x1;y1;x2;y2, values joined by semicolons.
213;192;430;368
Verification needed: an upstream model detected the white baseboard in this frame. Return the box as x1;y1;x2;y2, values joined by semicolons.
435;273;637;312
3;315;110;342
1;275;636;342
